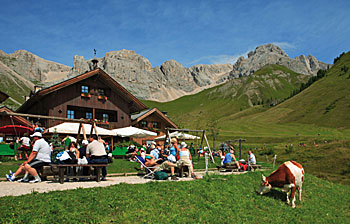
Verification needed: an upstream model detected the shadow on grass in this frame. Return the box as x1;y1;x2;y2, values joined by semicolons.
260;189;287;202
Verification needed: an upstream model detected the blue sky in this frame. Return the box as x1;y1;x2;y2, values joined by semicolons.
1;0;349;67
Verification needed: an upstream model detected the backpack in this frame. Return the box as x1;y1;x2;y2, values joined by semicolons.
154;171;169;180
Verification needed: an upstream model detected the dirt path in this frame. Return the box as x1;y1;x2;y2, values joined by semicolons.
0;171;244;197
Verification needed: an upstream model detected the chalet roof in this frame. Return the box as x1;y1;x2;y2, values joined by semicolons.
0;106;32;127
17;68;147;113
131;108;153;120
0;90;9;103
131;107;177;128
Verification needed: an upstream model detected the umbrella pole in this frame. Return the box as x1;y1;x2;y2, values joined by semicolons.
77;123;82;144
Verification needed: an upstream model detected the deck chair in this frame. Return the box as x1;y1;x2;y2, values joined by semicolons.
135;156;158;179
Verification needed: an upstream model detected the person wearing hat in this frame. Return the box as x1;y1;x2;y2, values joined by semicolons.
176;142;198;179
6;132;51;183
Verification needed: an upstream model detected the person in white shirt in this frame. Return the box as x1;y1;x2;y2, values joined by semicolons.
248;150;256;165
6;132;51;183
86;135;108;180
15;132;31;160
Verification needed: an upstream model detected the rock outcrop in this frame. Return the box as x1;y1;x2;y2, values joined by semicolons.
0;50;71;83
226;44;329;80
69;50;233;101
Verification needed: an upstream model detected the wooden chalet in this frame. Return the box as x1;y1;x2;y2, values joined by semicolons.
131;107;178;144
0;106;32;127
16;68;147;130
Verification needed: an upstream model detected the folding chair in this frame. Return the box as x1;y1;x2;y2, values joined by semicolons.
135;156;158;179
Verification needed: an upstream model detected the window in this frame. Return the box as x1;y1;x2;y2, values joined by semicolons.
67;110;75;119
98;89;105;96
152;122;159;129
141;121;147;128
81;85;89;93
86;112;93;119
103;113;109;122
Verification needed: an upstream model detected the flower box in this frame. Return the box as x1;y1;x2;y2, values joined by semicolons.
98;95;108;101
81;93;91;98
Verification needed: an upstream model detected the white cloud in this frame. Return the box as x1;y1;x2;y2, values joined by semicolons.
185;42;295;66
186;50;251;66
271;42;296;50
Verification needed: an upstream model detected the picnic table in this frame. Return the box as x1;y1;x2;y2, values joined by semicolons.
49;164;108;184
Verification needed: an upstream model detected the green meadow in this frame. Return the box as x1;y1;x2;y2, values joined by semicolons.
1;172;349;223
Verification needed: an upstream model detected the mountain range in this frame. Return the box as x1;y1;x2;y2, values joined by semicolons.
0;44;329;109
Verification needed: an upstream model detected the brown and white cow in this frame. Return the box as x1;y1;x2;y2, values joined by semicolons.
257;161;304;208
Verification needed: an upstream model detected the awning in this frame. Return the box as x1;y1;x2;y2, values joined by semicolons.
46;122;115;136
112;126;157;138
0;125;33;135
154;131;200;141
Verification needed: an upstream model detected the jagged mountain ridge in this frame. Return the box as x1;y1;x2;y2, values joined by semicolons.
0;44;329;105
70;50;233;101
222;44;329;82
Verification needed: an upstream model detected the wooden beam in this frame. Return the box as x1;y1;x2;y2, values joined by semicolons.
0;111;93;124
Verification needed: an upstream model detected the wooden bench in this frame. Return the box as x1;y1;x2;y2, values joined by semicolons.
50;164;108;184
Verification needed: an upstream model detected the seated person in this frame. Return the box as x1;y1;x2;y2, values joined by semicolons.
248;150;256;165
126;145;137;154
67;142;80;160
6;132;51;183
149;142;160;160
222;148;241;170
86;135;108;181
159;148;168;161
144;155;178;180
78;140;89;159
169;138;179;157
176;142;198;179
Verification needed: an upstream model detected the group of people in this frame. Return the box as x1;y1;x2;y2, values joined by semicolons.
6;132;110;183
129;138;198;180
219;145;257;171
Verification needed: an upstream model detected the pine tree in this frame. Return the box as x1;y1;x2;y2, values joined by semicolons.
50;129;61;147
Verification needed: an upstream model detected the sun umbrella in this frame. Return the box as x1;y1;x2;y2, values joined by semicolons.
112;126;157;138
46;122;115;136
0;125;33;135
154;131;200;141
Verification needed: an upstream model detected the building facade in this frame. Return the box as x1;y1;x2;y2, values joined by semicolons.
17;68;147;129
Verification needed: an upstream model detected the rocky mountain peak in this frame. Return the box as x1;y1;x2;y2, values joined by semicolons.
229;43;329;79
253;43;289;57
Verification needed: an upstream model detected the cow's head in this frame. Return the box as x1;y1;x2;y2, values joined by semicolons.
257;174;272;195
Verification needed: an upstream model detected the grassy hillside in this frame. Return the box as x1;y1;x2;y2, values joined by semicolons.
144;64;308;129
0;71;31;109
258;52;350;128
144;53;350;143
1;172;349;223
